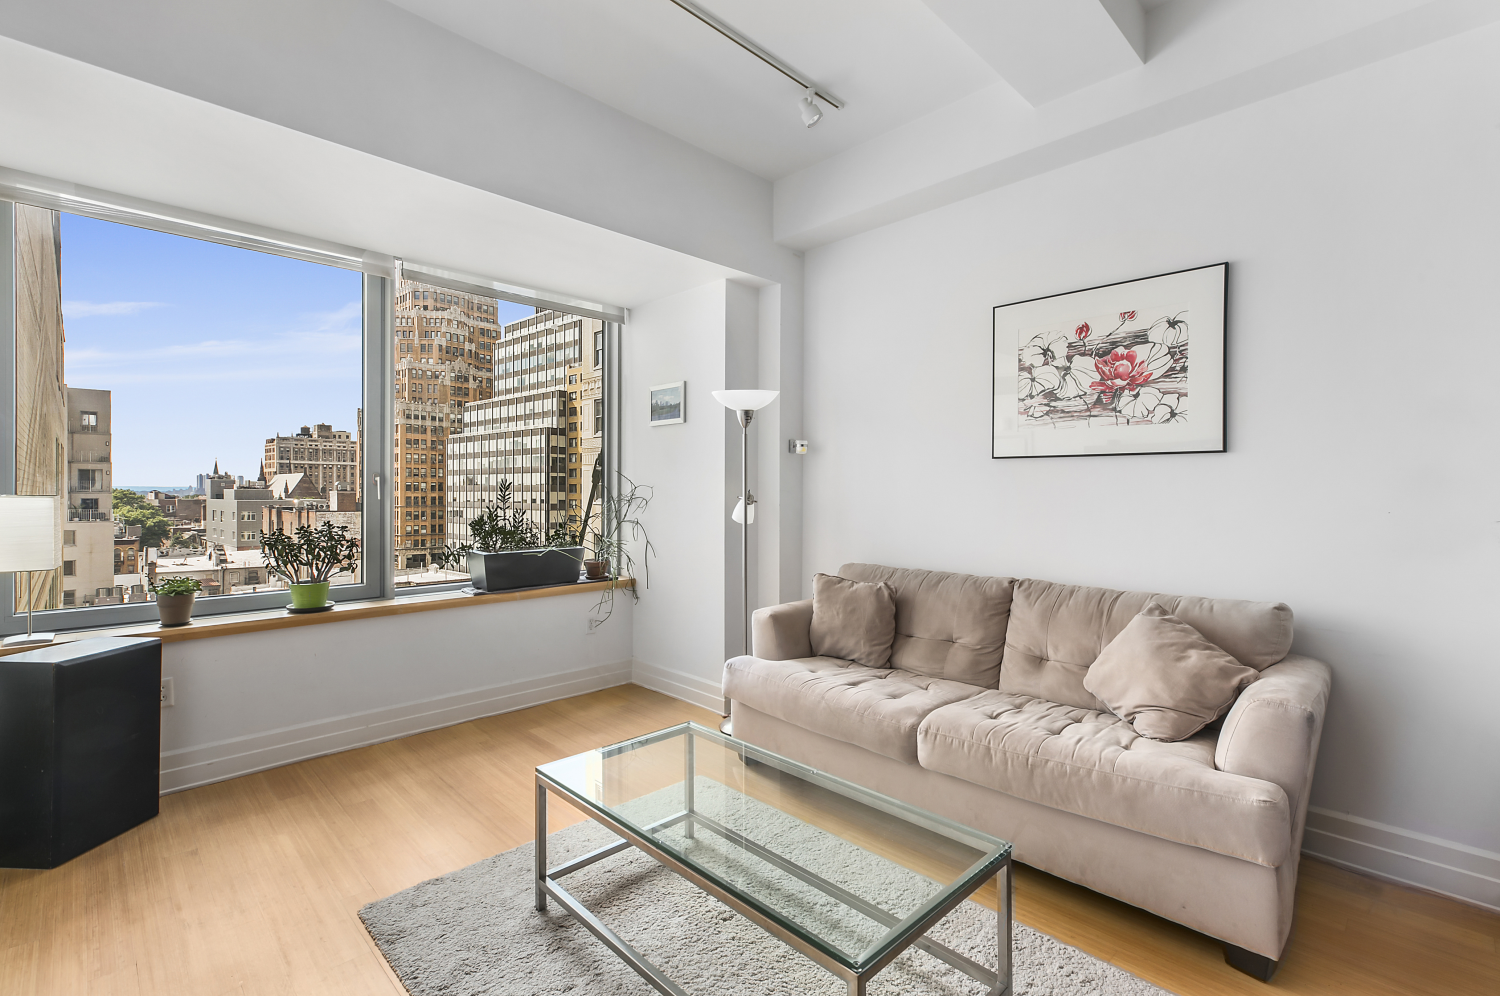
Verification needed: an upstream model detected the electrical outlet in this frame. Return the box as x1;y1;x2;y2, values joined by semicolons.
160;677;175;708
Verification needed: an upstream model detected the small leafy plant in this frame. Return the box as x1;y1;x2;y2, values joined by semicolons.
149;576;202;597
260;522;361;584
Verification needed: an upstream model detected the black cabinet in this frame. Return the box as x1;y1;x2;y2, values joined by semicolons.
0;637;162;868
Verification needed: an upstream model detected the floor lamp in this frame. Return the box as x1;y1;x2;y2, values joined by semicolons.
1;495;63;649
712;389;778;735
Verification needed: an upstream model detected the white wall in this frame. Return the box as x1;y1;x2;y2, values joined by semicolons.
620;282;732;709
158;591;633;792
800;23;1500;907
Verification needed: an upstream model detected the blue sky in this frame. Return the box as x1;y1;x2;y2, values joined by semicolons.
59;214;535;488
61;214;363;487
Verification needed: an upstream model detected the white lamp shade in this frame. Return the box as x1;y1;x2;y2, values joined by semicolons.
731;497;755;525
0;495;63;572
712;389;779;412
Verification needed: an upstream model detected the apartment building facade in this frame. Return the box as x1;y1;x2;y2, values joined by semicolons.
64;387;117;606
393;279;498;568
446;310;603;553
263;423;358;494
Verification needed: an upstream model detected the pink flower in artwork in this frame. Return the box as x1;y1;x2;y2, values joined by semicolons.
1090;348;1157;392
1120;311;1136;322
1074;322;1091;340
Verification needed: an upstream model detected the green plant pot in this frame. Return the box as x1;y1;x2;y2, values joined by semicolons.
288;581;331;609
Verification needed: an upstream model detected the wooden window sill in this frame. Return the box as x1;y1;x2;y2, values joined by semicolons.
0;578;633;655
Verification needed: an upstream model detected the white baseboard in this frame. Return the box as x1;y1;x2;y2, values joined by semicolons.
630;659;725;713
1303;806;1500;912
159;659;634;794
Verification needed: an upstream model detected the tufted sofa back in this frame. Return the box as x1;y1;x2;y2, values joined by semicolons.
999;579;1295;712
839;564;1015;688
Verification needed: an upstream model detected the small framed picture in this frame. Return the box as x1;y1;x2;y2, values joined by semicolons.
649;382;685;426
992;263;1226;458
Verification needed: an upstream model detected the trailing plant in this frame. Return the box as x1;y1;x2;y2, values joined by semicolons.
260;521;361;584
586;473;654;628
149;576;202;597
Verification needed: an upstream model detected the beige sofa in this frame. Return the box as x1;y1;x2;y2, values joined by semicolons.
723;564;1331;981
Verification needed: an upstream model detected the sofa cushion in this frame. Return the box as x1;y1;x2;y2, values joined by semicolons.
723;655;981;764
1084;603;1261;741
1000;578;1294;712
809;573;898;667
917;690;1291;866
839;564;1015;687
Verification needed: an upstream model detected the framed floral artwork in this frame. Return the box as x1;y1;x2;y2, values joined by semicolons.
992;263;1226;458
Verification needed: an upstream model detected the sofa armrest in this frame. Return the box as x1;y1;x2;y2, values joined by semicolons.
750;599;814;661
1216;654;1332;812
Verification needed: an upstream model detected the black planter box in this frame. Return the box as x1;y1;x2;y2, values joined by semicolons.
467;546;583;592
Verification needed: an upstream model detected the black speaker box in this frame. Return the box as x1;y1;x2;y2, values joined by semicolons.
0;637;162;868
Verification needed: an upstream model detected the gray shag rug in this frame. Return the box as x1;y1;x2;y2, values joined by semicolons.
361;781;1173;996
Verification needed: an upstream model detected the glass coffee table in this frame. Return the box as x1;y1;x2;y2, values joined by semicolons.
536;722;1012;996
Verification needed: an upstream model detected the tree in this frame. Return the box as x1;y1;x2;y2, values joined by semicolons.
112;488;170;548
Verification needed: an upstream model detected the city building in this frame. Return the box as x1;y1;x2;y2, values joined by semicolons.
563;323;605;547
64;387;116;607
204;485;274;551
12;202;67;612
393;279;499;569
263;423;359;494
445;310;603;555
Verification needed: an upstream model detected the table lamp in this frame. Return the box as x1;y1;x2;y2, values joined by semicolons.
0;495;63;648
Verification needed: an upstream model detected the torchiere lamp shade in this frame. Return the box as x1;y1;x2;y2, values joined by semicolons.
0;495;63;573
711;390;779;412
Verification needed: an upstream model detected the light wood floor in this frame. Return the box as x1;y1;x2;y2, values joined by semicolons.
1;685;1494;996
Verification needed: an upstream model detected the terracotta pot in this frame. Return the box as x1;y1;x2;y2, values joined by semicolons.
288;581;331;609
584;559;610;581
156;592;196;627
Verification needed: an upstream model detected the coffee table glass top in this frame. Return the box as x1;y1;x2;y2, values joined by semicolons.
537;721;1011;971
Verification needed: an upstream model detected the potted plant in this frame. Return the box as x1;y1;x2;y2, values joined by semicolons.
149;575;202;627
434;481;584;592
584;474;654;627
260;521;361;610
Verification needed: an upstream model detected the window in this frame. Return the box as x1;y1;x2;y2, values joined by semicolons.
5;184;617;632
6;194;382;631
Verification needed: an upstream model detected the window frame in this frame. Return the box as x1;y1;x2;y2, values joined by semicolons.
0;189;396;634
0;171;626;636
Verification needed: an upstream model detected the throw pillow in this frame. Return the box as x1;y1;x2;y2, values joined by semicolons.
1084;602;1259;741
809;573;897;668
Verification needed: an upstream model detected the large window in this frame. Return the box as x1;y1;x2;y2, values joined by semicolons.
2;182;619;634
5;196;385;626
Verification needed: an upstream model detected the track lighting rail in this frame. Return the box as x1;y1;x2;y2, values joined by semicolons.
664;0;843;110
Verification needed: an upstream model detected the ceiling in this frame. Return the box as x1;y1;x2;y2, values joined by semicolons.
386;0;1003;180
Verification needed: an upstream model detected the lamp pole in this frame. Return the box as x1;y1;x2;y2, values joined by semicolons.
711;389;778;734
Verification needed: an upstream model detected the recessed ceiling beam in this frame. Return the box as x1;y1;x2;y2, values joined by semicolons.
664;0;843;109
921;0;1146;106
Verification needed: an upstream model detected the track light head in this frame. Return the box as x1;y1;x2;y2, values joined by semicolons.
798;88;823;128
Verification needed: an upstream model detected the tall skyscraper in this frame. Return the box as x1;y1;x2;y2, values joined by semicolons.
393;279;499;569
13;203;67;612
446;310;603;554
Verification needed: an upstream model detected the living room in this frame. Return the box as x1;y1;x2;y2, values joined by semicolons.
0;2;1495;995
